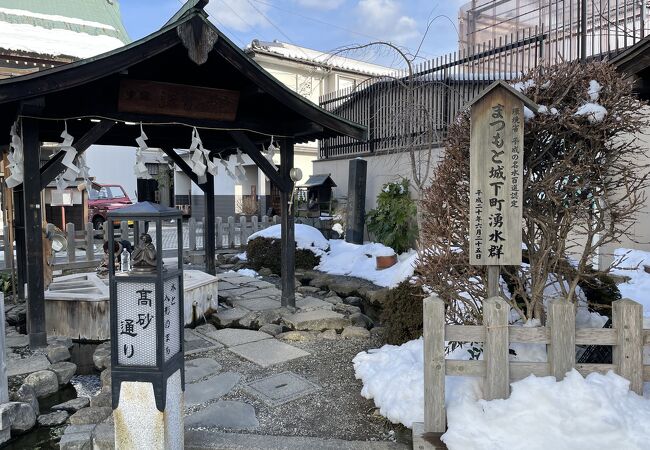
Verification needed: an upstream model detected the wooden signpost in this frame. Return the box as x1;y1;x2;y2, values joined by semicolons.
468;81;537;295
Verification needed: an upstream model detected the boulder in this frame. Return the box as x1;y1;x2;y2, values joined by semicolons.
328;280;359;297
350;312;374;330
11;384;39;416
69;407;112;425
38;410;69;427
50;362;77;385
297;286;320;295
258;267;273;277
52;397;90;413
344;296;364;308
47;344;71;364
258;324;283;336
92;422;115;450
283;310;350;332
319;329;339;340
276;331;315;342
48;335;74;349
333;303;361;315
90;389;111;408
361;287;390;307
341;326;371;339
92;347;111;371
100;368;111;390
24;370;59;398
0;402;36;433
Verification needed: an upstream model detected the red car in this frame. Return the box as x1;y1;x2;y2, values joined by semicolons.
88;183;132;229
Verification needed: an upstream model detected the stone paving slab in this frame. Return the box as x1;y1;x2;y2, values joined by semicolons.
185;372;241;407
228;339;310;368
217;272;242;279
239;288;282;300
247;280;276;289
214;306;249;326
234;298;283;312
184;430;409;449
206;329;272;347
185;400;259;430
186;358;223;383
220;286;259;299
217;282;239;291
244;371;320;407
7;355;51;376
222;276;259;285
5;335;29;348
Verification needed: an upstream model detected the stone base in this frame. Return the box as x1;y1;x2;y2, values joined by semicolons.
114;370;183;449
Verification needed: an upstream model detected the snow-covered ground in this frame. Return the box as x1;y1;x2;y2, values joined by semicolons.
246;224;416;288
353;247;650;449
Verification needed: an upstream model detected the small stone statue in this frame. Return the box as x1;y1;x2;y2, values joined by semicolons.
97;241;122;277
132;233;157;272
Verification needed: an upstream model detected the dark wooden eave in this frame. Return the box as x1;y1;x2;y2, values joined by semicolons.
0;2;366;151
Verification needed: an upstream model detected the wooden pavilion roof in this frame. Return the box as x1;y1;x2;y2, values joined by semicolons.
0;0;367;154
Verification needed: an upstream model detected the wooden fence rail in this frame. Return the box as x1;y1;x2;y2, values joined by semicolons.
187;215;280;250
423;295;646;433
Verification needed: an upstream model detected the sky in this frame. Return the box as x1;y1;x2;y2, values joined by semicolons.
119;0;468;70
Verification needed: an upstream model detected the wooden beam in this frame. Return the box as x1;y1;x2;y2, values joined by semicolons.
279;137;295;309
22;117;47;347
202;173;216;275
160;147;202;188
229;130;291;193
40;120;114;189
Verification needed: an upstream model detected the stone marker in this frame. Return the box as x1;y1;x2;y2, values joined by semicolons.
346;158;367;244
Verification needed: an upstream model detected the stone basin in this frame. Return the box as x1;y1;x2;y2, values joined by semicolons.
45;270;218;341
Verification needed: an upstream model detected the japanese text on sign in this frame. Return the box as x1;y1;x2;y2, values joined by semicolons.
470;87;523;266
117;283;157;366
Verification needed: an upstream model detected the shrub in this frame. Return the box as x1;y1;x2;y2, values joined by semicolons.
380;279;426;345
366;179;417;254
247;237;321;274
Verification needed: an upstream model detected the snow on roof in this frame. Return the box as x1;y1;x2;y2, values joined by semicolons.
0;20;125;59
0;7;116;31
246;39;394;77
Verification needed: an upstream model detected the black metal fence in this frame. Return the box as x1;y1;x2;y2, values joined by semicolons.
319;0;647;160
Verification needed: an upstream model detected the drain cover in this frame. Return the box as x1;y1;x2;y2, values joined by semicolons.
244;371;320;407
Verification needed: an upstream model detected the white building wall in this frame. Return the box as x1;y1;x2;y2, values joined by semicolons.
85;145;137;201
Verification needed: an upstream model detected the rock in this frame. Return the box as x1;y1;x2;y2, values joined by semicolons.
328;281;359;297
92;347;111;371
323;295;343;305
185;400;259;429
12;384;39;416
24;370;59;398
92;422;115;450
343;296;363;308
212;307;248;328
333;303;361;315
258;324;283;336
38;410;69;426
69;407;112;425
319;329;340;340
258;267;273;277
350;312;374;330
47;344;71;363
239;310;283;330
185;372;241;407
100;368;111;389
194;323;217;335
5;334;29;348
361;287;390;307
283;310;350;332
52;397;90;413
309;276;330;290
297;286;320;295
50;362;77;385
0;402;36;433
48;335;74;349
341;326;371;339
60;424;95;450
6;305;26;326
7;354;51;376
276;331;316;342
90;389;111;408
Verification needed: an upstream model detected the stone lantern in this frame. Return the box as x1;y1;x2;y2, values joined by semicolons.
107;201;184;448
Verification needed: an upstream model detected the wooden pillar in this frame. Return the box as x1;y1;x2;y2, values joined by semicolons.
280;138;295;309
22;118;46;348
12;187;26;300
202;173;215;276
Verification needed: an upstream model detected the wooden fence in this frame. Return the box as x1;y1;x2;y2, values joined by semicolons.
186;215;279;250
423;295;646;433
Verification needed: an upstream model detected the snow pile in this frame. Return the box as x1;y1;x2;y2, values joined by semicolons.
247;224;330;255
443;370;650;450
246;224;416;288
318;240;417;288
227;268;260;278
574;103;607;123
588;79;603;101
512;79;535;92
352;339;481;428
